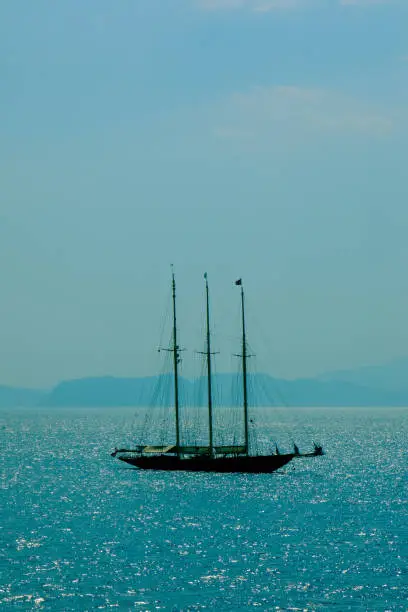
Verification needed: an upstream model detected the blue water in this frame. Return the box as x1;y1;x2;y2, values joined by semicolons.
1;407;407;611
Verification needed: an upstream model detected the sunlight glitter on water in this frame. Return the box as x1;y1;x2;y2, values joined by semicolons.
0;406;407;610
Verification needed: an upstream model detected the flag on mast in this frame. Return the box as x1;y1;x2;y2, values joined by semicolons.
235;279;242;286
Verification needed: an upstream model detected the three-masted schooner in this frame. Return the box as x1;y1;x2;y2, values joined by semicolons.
111;273;294;473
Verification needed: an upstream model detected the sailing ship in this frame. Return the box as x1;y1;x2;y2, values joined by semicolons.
111;273;297;473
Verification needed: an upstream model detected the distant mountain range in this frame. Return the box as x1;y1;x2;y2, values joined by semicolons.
3;357;408;408
318;357;408;393
0;385;47;408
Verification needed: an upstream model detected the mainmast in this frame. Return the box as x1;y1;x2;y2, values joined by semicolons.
204;273;214;456
171;269;181;457
236;279;249;455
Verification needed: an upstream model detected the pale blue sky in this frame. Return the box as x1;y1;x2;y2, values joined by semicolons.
1;0;407;387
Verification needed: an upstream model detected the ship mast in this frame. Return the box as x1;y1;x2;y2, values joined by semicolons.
236;279;249;455
171;269;181;457
204;273;214;456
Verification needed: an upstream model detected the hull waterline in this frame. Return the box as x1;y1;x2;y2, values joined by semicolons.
118;453;294;473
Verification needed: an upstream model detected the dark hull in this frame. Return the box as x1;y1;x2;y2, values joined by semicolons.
118;453;294;473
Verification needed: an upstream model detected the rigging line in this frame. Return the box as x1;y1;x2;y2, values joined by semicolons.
245;303;287;385
212;354;219;446
196;356;206;444
190;356;198;446
247;373;260;455
161;354;175;446
250;350;300;441
250;355;295;448
231;368;241;447
244;302;303;438
157;285;173;354
140;345;172;444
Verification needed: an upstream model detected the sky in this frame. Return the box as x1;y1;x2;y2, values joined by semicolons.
1;0;408;388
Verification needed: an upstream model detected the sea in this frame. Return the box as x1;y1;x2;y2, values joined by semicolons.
0;406;407;611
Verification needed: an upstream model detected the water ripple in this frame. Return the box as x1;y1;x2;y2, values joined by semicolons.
0;406;407;610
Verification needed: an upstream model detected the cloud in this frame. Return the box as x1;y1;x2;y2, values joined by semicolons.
197;0;312;11
211;86;394;148
340;0;392;5
198;0;398;9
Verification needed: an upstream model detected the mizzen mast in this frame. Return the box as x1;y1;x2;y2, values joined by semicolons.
204;273;214;456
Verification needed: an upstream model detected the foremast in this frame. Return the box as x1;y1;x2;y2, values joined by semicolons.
236;279;249;456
